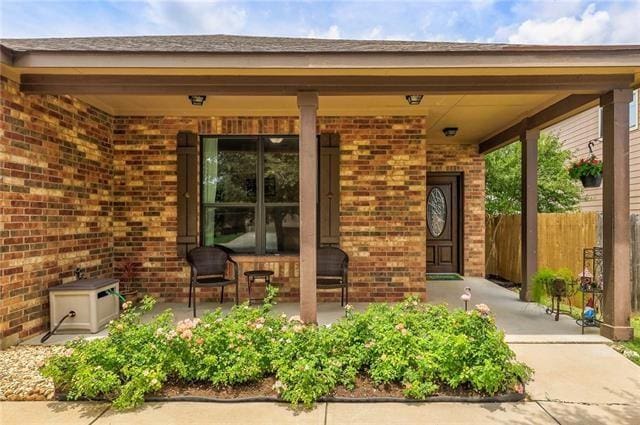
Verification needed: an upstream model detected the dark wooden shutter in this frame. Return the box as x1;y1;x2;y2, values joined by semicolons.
177;131;198;257
318;133;340;246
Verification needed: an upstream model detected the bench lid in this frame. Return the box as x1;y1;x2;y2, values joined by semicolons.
49;278;119;292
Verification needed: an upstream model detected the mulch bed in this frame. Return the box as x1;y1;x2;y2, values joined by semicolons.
149;375;525;403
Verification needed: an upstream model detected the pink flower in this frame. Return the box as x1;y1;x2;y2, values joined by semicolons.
475;303;491;317
180;329;193;340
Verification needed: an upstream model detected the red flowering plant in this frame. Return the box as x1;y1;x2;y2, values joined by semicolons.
568;155;603;179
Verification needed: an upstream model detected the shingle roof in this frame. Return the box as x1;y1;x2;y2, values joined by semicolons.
2;34;638;54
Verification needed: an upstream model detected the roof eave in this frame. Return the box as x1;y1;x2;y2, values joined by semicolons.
6;49;640;70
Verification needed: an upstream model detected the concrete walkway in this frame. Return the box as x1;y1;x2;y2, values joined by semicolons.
427;277;606;341
2;343;639;425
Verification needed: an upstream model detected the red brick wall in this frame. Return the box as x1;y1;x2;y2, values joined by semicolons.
111;117;198;301
0;76;113;344
321;117;429;301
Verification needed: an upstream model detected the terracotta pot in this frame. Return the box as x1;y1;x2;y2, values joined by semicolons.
120;289;139;304
580;174;602;188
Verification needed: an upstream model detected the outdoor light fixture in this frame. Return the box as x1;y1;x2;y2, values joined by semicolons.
405;94;424;105
442;127;458;137
188;95;207;106
269;137;284;144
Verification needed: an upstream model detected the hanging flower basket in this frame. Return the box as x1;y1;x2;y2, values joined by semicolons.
569;155;603;188
579;174;602;188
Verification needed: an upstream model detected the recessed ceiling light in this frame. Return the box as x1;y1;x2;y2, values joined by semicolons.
442;127;459;137
405;94;424;105
188;95;206;106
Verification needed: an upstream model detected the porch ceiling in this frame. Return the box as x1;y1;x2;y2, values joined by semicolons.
76;92;565;144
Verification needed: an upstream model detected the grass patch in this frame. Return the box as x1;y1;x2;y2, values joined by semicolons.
622;315;640;366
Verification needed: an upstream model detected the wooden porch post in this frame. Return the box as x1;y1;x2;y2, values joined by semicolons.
600;89;634;341
520;123;539;302
297;92;319;323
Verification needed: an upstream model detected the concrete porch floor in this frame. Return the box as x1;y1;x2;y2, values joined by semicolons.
23;277;606;346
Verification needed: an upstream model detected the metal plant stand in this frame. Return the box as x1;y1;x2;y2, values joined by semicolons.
545;279;569;321
576;247;604;333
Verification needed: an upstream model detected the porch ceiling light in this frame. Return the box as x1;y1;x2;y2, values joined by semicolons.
269;137;284;144
188;95;207;106
405;94;424;105
442;127;458;137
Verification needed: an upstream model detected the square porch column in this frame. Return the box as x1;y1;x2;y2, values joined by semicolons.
600;89;634;341
520;123;539;302
297;92;319;323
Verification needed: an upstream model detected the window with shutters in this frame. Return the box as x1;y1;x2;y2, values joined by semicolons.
200;135;300;254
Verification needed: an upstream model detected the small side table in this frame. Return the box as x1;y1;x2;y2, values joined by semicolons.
244;270;275;304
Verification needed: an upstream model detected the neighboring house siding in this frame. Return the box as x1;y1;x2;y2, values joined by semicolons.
544;105;640;213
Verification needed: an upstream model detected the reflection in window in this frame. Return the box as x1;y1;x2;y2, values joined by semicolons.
264;137;299;203
265;206;300;253
203;206;256;253
202;138;257;203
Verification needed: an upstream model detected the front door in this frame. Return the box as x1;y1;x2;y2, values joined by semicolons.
426;173;462;274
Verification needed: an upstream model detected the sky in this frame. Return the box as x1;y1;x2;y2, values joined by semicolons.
1;0;639;45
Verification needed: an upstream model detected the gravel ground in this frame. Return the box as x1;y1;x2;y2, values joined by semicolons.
0;345;64;401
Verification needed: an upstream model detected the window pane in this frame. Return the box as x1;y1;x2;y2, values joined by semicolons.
202;137;257;203
265;206;299;254
264;137;299;203
203;206;256;253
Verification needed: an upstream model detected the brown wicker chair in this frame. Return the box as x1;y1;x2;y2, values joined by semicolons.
317;247;349;306
187;246;239;317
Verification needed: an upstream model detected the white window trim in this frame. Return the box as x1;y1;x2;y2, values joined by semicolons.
598;106;602;138
598;89;639;134
631;89;639;131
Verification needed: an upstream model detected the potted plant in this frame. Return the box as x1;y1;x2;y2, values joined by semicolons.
568;155;603;188
117;261;139;304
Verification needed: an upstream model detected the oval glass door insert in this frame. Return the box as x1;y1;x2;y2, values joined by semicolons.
427;187;447;238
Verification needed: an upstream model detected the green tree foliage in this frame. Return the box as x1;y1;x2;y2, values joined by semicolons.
485;134;582;216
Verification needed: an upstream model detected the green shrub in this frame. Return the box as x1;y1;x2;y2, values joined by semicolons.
41;290;532;409
530;267;574;303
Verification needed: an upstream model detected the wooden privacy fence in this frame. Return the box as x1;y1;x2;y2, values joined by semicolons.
486;212;640;311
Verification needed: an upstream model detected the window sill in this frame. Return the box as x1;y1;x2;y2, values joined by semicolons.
231;254;300;263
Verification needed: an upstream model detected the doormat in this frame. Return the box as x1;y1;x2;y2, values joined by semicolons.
425;273;464;281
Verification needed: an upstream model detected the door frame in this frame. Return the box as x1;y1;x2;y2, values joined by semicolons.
426;172;464;275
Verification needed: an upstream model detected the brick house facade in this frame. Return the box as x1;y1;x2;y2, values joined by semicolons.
1;75;485;343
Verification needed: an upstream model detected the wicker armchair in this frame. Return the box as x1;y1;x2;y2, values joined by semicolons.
186;246;239;317
317;247;349;306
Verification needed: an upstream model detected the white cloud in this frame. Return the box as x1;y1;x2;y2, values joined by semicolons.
306;24;341;39
496;3;611;44
140;0;247;35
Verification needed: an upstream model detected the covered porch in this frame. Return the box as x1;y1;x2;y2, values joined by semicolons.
1;36;639;345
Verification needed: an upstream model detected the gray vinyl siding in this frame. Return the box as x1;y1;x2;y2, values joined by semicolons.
543;106;640;213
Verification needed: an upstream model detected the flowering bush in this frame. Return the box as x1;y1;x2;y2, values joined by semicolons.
568;155;603;179
41;288;531;409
